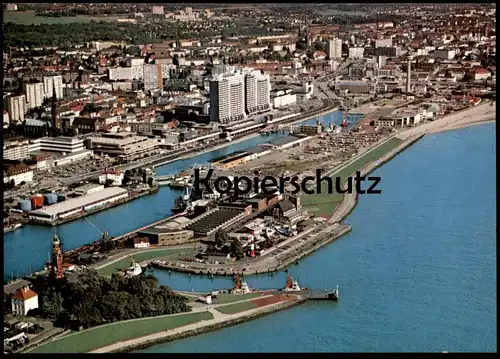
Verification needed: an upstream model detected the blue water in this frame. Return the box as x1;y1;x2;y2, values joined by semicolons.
136;123;496;352
3;111;359;280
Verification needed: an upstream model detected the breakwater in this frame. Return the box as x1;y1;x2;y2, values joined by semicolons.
95;296;306;354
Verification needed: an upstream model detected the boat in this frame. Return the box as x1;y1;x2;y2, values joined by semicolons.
226;135;233;142
340;113;349;128
172;196;188;214
4;223;23;234
307;285;339;301
283;274;302;292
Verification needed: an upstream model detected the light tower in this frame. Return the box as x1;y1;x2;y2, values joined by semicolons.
51;233;64;279
406;55;414;93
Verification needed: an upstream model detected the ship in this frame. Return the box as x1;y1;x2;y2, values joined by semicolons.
306;285;339;301
4;223;23;234
340;113;349;128
282;274;339;301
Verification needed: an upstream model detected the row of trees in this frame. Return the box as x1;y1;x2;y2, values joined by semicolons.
30;269;190;329
211;229;245;260
3;21;158;49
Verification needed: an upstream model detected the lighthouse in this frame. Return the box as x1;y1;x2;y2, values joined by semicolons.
51;233;64;279
250;233;256;258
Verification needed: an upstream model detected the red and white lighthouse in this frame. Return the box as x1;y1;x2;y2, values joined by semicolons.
250;233;256;257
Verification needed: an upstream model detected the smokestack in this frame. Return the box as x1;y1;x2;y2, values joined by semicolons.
406;56;413;93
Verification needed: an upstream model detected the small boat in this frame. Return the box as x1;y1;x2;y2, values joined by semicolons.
4;223;23;234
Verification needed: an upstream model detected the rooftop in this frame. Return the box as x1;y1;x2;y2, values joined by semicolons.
12;287;38;301
31;187;128;217
4;279;32;295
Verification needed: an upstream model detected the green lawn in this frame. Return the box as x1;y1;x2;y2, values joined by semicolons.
212;293;262;304
4;11;122;25
97;248;193;277
216;301;258;315
31;311;214;353
301;138;404;216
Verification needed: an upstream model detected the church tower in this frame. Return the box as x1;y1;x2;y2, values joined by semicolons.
51;82;60;134
51;233;64;279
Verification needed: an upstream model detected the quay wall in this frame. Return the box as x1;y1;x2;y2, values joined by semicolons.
329;133;425;225
29;187;159;227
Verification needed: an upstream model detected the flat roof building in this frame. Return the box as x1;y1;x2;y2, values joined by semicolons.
86;133;161;161
29;136;85;154
29;187;128;223
265;134;312;150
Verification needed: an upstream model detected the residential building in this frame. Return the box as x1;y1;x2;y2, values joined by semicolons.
433;48;456;61
42;75;63;99
99;169;124;186
472;68;491;81
3;140;30;161
72;117;103;134
108;67;133;81
152;5;164;15
6;94;26;123
4;164;34;186
143;64;163;92
244;69;271;115
209;71;245;123
129;122;170;134
348;47;365;60
327;38;343;59
335;80;376;94
3;110;10;127
11;287;39;316
126;58;144;80
374;38;393;48
23;82;44;109
375;46;401;57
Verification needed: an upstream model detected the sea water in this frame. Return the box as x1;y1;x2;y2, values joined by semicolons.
138;123;496;352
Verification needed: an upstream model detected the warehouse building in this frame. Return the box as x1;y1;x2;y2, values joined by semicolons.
186;204;252;237
29;187;128;224
210;145;272;169
264;134;313;151
139;216;194;246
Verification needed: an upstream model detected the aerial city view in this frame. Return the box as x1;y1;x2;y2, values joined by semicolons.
2;2;496;353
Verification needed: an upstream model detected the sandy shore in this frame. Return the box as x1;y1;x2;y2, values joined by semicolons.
398;100;496;139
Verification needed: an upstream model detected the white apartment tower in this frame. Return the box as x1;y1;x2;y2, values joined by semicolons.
42;75;63;100
6;94;27;123
23;82;44;109
210;72;245;123
244;70;271;115
328;38;343;59
126;58;144;80
143;64;163;92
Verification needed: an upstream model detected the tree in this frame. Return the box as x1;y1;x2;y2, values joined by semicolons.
215;229;228;248
230;239;244;260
